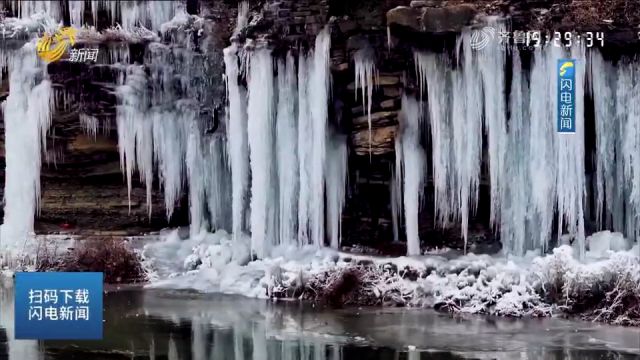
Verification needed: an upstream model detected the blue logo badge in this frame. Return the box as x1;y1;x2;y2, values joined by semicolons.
14;272;103;340
557;59;576;133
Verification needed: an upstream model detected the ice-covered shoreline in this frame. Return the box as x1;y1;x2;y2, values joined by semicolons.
140;230;640;326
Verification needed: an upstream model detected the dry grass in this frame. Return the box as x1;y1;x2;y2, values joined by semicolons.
37;237;146;284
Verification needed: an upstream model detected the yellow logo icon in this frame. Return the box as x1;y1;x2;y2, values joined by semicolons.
36;27;77;63
559;61;574;77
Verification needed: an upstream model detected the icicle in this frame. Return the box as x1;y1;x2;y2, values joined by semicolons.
276;53;299;246
91;0;99;26
392;100;405;246
397;94;425;256
500;49;530;255
452;33;483;251
308;26;332;248
69;0;85;27
235;1;250;35
120;1;144;30
115;65;152;215
621;60;640;240
615;61;638;239
247;48;275;258
297;53;312;246
555;44;587;259
168;335;179;360
591;51;623;233
390;169;402;243
152;108;187;220
477;18;507;229
147;1;176;32
17;0;60;20
115;1;176;31
224;43;250;242
353;47;378;158
415;52;456;228
527;46;559;253
0;45;53;259
204;135;231;231
136;111;154;218
186;114;207;236
295;28;336;249
107;44;131;65
79;113;99;139
326;133;348;249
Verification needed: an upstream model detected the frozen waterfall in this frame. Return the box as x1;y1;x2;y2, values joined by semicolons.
592;50;640;241
276;53;299;246
247;48;276;258
0;45;53;262
224;43;250;243
326;133;348;249
407;28;606;257
308;27;333;248
2;0;638;264
396;95;425;256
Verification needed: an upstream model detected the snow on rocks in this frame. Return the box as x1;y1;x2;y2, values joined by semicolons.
140;230;640;325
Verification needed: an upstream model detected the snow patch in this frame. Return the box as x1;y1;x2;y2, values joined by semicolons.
141;230;640;324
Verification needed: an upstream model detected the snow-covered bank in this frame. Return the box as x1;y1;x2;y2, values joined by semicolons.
140;230;640;326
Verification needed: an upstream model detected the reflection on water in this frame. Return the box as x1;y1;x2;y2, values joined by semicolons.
0;277;639;359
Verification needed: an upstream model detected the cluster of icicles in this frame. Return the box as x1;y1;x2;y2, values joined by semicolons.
0;1;350;262
116;24;348;258
1;1;639;262
6;0;177;31
392;20;640;257
223;27;348;258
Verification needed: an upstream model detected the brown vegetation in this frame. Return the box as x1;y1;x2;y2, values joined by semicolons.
37;237;146;284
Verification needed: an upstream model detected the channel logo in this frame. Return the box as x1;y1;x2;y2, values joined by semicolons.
36;26;76;63
470;26;496;50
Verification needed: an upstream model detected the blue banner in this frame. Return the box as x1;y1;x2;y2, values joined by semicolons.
15;272;103;340
557;59;576;133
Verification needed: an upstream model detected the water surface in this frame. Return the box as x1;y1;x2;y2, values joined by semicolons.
0;279;638;359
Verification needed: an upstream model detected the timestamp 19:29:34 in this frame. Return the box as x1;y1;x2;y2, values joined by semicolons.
500;31;605;49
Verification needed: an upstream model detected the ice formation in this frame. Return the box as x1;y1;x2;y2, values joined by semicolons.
308;27;333;248
407;25;598;257
0;45;53;263
451;33;483;251
500;49;529;255
247;48;276;258
353;47;378;157
0;1;637;274
224;45;249;242
415;52;457;230
224;2;250;242
297;53;312;247
3;4;347;257
395;95;425;256
108;16;343;257
276;54;300;247
326;133;348;249
477;20;507;230
590;52;640;241
79;113;100;139
4;0;177;31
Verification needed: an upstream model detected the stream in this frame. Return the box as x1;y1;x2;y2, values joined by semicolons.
0;278;638;360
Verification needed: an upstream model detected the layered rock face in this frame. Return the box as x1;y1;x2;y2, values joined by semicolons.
0;0;637;253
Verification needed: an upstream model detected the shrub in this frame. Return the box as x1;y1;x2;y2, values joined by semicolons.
37;237;146;284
